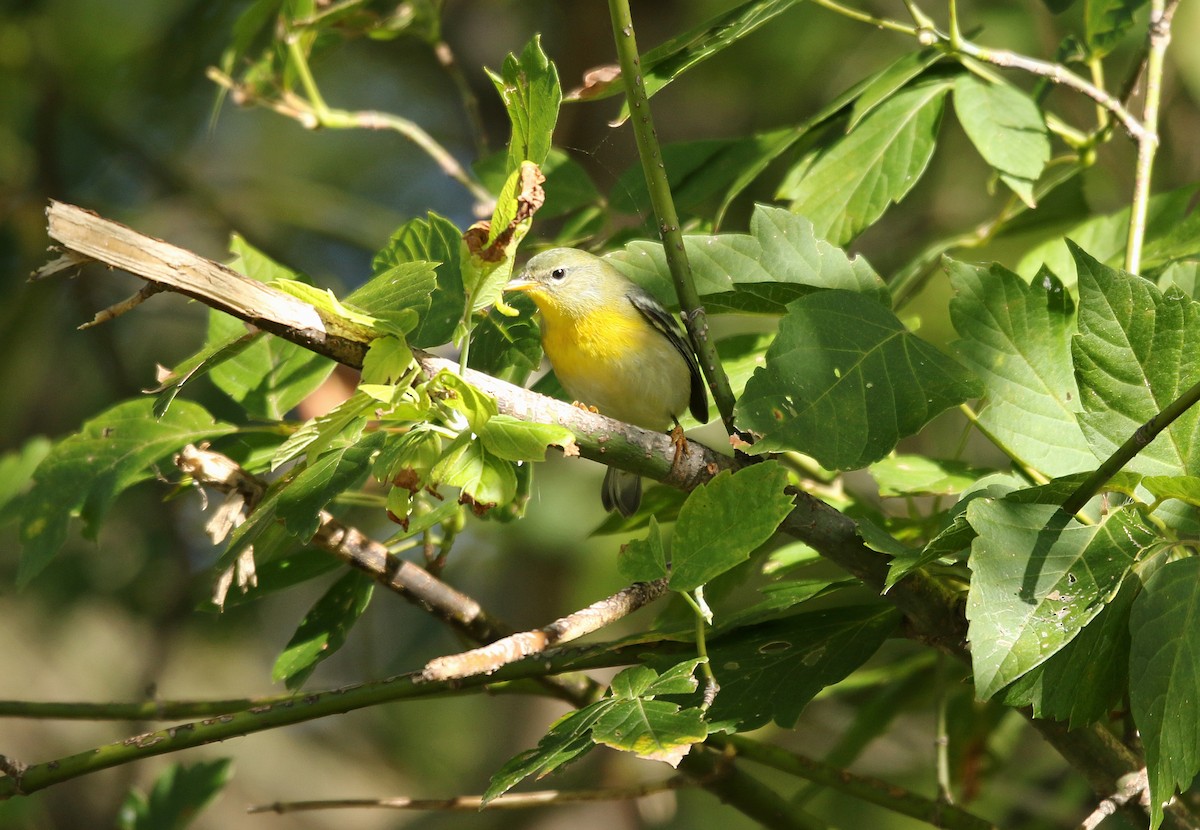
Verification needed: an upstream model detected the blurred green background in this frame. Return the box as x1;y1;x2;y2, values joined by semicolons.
2;1;1199;827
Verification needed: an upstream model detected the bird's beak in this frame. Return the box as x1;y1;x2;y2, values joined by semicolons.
504;273;537;293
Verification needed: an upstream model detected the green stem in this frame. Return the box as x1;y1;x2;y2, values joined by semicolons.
679;749;826;830
1062;376;1200;515
809;0;918;35
712;735;996;830
681;588;719;710
1125;0;1172;274
606;0;739;436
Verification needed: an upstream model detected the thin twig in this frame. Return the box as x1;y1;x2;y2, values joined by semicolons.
77;283;164;329
248;776;695;813
1079;768;1150;830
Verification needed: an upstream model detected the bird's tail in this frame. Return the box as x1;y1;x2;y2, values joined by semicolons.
601;467;642;518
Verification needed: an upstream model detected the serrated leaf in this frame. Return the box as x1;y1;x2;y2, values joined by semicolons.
1129;557;1200;830
345;260;435;336
949;260;1095;476
1086;0;1149;58
483;701;611;804
478;415;574;462
1072;244;1200;478
617;516;669;583
370;212;464;348
488;34;559;171
272;569;374;689
953;74;1049;207
19;401;235;586
1000;578;1135;727
686;605;898;729
276;432;385;540
965;501;1152;699
431;436;516;507
668;463;793;592
271;390;373;471
739;290;980;468
591;699;708;767
117;758;233;830
644;659;705;696
780;79;951;245
360;336;413;385
609;204;889;314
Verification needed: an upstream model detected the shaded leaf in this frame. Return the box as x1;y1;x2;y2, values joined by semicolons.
739;290;980;468
117;758;233;830
1086;0;1149;58
370;212;464;348
965;501;1152;699
869;454;988;497
1129;557;1200;830
19;401;235;586
276;432;386;540
272;569;374;689
483;701;611;804
617;516;668;583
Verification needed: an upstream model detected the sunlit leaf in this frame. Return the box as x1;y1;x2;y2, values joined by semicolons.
953;74;1049;207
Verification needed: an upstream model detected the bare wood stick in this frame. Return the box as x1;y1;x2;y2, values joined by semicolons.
422;578;670;681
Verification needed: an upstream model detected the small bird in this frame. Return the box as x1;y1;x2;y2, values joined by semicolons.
504;248;708;516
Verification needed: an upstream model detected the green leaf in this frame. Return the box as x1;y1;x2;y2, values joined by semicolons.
466;305;544;386
117;758;234;830
483;701;610;804
272;569;374;689
953;74;1050;207
208;547;341;610
948;260;1095;477
1072;243;1200;477
475;148;600;222
849;48;944;129
431;371;499;433
487;34;560;171
370;212;464;348
617;516;669;583
573;0;803;114
19;400;235;586
965;501;1152;699
1142;475;1200;508
276;432;385;540
345;260;435;336
645;659;706;696
360;336;413;385
591;699;708;767
1129;557;1200;830
1000;578;1135;727
478;415;574;462
668;463;794;592
692;605;898;729
152;332;258;418
739;290;980;468
0;437;51;526
609;204;889;315
779;79;951;245
869;454;987;497
431;436;516;507
271;390;374;471
1086;0;1149;58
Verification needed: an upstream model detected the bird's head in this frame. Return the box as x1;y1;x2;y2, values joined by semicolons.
504;248;628;320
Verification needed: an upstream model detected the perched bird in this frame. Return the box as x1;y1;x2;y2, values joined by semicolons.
504;248;708;516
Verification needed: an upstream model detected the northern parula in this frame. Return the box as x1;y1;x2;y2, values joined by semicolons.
504;248;709;516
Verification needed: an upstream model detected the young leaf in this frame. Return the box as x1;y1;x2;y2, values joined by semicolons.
478;415;574;462
1129;557;1200;830
779;79;952;245
360;335;413;385
117;758;234;830
370;212;464;348
668;462;794;592
431;436;517;507
487;34;560;172
739;290;980;468
953;74;1049;207
272;569;374;689
965;501;1152;700
1086;0;1149;58
591;700;708;767
344;260;436;336
948;260;1095;477
1072;243;1200;477
19;400;235;586
275;432;386;540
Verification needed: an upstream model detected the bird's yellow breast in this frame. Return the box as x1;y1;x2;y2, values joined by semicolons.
534;297;690;431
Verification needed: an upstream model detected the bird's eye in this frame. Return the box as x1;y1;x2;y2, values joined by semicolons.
550;267;566;281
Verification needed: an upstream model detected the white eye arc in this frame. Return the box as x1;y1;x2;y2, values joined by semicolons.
550;267;567;281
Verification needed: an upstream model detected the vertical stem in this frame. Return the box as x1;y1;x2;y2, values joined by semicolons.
606;0;739;435
1125;0;1171;274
